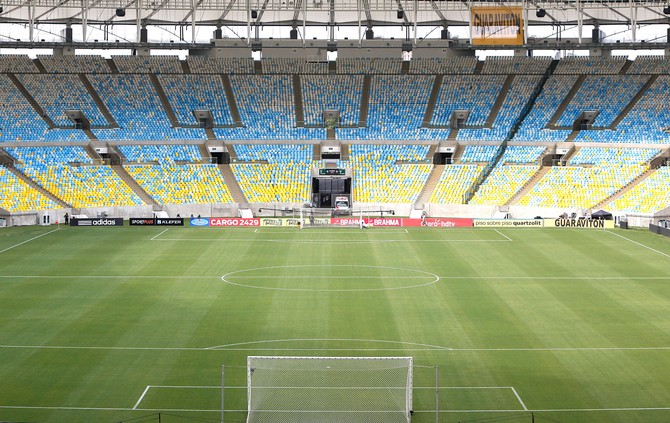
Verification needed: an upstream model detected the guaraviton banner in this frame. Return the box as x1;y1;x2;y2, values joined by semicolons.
471;6;524;46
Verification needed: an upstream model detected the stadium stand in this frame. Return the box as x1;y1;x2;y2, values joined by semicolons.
556;75;647;128
408;57;477;75
513;75;579;142
88;74;205;140
38;55;111;74
459;145;499;163
432;75;505;127
0;55;39;73
186;56;255;74
609;166;670;213
301;75;363;127
429;164;482;204
498;145;546;164
6;146;143;207
117;144;203;164
581;75;670;143
337;75;450;140
469;165;539;205
214;75;323;140
158;75;235;127
125;164;233;204
516;148;657;208
553;56;627;74
349;144;432;203
18;74;108;128
0;165;58;211
262;58;329;74
458;75;543;141
112;56;184;74
337;58;403;74
231;144;312;202
480;56;552;74
626;56;670;74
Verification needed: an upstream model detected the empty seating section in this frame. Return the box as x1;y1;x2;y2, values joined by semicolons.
338;75;446;140
231;144;312;202
513;75;578;142
262;58;329;74
587;75;670;143
554;56;626;74
408;57;477;74
126;164;233;204
498;145;545;164
301;75;363;126
481;57;551;74
89;74;204;140
518;148;656;208
432;75;505;127
117;144;203;163
626;56;670;74
0;166;58;211
0;55;39;73
609;167;670;213
518;165;645;208
458;75;542;141
556;75;646;128
569;147;659;166
350;144;431;203
186;57;255;74
19;74;108;127
459;145;499;163
337;58;403;74
0;75;51;142
113;56;183;74
429;165;482;204
214;75;322;140
6;146;142;207
159;75;234;126
469;165;539;205
38;55;111;74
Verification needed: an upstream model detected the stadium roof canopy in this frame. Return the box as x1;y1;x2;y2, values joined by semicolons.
1;0;670;29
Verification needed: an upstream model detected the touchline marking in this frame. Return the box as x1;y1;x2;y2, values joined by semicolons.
2;405;670;414
0;228;59;254
607;230;670;259
151;229;169;240
151;238;509;243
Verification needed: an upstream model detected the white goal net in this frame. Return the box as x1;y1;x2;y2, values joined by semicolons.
298;208;366;229
246;356;413;423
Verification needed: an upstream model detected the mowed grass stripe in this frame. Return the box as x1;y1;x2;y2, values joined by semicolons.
0;226;669;423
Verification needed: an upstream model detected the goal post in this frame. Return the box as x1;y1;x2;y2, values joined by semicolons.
246;356;413;423
298;208;368;229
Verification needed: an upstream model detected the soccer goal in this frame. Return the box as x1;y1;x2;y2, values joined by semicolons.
298;208;363;229
246;356;413;423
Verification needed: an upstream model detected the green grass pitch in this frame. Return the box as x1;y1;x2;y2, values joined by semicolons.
1;224;670;423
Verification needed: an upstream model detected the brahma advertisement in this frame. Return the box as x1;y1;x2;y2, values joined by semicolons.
330;218;473;227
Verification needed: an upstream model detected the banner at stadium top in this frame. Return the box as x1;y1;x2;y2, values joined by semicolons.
471;6;524;46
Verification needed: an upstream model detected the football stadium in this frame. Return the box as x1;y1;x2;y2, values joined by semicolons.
1;1;670;422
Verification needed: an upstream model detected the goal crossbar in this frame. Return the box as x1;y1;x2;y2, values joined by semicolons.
246;356;413;423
